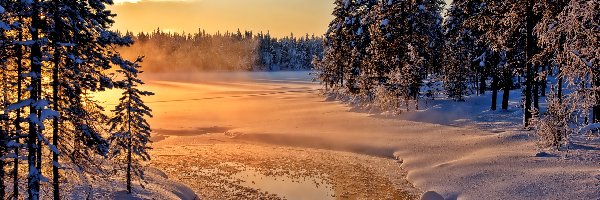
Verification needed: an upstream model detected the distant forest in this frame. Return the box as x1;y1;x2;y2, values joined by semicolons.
119;29;324;72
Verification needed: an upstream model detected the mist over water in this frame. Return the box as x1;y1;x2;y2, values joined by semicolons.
118;31;259;72
118;30;323;72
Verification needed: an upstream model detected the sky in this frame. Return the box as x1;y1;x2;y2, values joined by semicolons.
110;0;335;37
110;0;452;37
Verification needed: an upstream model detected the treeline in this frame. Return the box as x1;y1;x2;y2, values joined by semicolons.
118;29;324;72
0;1;152;200
315;0;598;149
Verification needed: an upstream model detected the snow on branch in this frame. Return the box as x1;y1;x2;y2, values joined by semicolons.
578;123;600;134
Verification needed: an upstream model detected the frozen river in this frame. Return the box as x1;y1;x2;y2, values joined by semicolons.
96;71;598;200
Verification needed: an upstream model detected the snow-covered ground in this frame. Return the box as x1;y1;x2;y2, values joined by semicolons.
67;167;198;200
97;71;599;200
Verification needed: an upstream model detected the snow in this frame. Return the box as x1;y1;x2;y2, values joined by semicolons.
58;42;76;47
381;19;390;26
572;49;593;67
421;191;444;200
66;167;198;200
0;21;9;31
28;113;44;129
399;89;524;132
343;0;350;9
93;71;598;199
40;108;59;121
48;144;60;155
19;40;36;46
578;123;600;134
8;99;33;111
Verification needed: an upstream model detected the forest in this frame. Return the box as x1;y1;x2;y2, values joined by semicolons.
0;1;153;199
314;0;598;149
118;29;324;72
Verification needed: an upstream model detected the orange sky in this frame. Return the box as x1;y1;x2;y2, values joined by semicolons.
110;0;336;37
110;0;452;37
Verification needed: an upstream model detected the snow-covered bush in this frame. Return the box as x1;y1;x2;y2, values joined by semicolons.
534;91;571;149
373;85;402;114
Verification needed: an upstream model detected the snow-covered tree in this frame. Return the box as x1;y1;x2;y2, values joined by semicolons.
535;0;598;148
316;0;444;111
0;0;140;199
344;0;377;95
319;0;354;90
108;56;154;194
412;0;445;75
24;1;52;198
368;0;413;106
442;1;476;101
443;0;509;106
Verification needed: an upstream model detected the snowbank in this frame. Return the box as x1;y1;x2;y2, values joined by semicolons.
67;167;198;200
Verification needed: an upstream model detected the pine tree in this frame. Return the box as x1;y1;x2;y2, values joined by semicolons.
443;2;468;101
368;0;412;106
108;56;154;194
322;0;354;89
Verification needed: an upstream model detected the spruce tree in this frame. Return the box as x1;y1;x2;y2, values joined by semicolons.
369;0;412;106
108;57;154;194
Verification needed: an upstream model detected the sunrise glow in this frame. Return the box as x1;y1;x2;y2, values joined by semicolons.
0;0;597;200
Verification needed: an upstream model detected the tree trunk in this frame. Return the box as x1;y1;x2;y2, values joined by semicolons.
127;136;132;194
594;75;600;123
14;16;24;200
502;69;511;110
415;92;419;111
339;60;344;88
541;65;547;97
524;65;533;128
0;116;6;200
1;58;8;200
533;66;540;110
491;74;499;111
51;9;63;200
52;44;61;200
479;69;487;95
524;0;534;128
558;68;563;103
28;1;43;199
127;83;133;194
582;81;589;125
